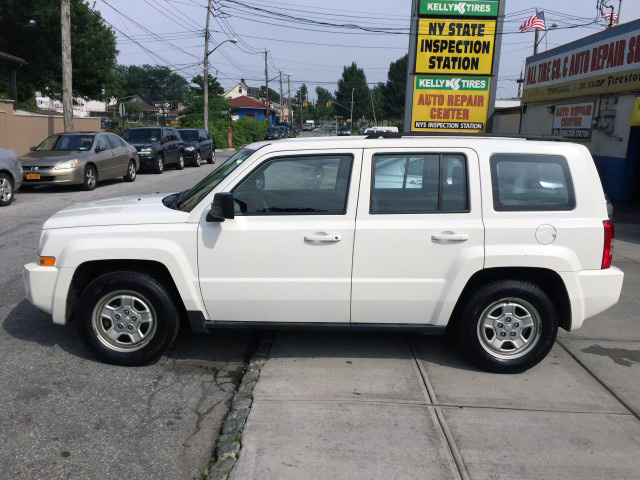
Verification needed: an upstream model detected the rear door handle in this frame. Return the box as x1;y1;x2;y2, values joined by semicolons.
431;233;469;243
304;233;342;243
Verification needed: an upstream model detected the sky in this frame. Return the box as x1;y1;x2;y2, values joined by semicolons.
96;0;640;101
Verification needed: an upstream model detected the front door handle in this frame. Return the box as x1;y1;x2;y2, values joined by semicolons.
431;233;469;243
304;233;342;243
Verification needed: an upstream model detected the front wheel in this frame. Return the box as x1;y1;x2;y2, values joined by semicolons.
123;160;137;182
207;149;214;164
154;154;164;174
0;173;14;206
76;271;180;366
194;151;201;167
81;165;97;191
455;280;558;373
176;152;185;170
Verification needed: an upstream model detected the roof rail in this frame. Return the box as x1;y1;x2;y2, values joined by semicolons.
364;132;569;142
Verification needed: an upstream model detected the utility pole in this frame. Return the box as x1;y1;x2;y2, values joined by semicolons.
264;49;270;124
203;0;213;131
370;89;377;125
287;74;292;123
279;71;283;123
61;0;73;132
350;88;355;130
619;0;623;23
533;28;540;55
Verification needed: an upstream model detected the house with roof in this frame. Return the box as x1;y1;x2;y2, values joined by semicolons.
227;95;277;124
224;79;260;100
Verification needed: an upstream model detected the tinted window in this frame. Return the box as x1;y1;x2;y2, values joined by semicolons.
233;155;353;215
490;154;575;211
122;128;161;142
179;130;198;142
107;134;124;148
371;153;468;214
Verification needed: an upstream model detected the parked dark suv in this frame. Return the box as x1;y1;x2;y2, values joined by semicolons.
122;127;185;174
177;128;215;167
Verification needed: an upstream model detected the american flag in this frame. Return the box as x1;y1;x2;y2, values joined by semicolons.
603;12;619;26
520;11;546;32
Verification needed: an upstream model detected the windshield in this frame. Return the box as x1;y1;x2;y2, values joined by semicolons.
179;130;198;142
177;148;256;212
122;128;161;142
36;134;95;151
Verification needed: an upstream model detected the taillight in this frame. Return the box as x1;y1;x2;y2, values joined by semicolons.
602;220;614;269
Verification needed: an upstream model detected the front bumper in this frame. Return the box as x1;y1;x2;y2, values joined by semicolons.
560;266;625;330
138;153;158;168
21;167;84;186
23;262;74;325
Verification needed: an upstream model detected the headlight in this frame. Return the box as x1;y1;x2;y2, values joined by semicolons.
139;147;152;153
54;159;78;170
185;146;195;151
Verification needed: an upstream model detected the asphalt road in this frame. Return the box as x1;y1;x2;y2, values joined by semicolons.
0;151;258;480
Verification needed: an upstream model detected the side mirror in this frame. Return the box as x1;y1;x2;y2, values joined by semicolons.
95;145;103;153
30;146;36;151
207;192;235;222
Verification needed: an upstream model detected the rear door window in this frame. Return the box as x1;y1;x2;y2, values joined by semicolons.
490;154;575;211
370;153;468;214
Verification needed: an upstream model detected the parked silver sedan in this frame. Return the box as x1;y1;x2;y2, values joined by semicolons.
20;132;139;191
0;148;23;207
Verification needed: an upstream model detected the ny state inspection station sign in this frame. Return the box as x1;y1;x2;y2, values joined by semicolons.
407;0;502;133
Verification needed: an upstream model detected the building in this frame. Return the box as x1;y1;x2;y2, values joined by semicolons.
224;79;260;100
35;93;110;118
227;95;277;124
520;19;640;203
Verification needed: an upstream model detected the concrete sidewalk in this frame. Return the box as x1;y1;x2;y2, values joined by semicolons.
229;234;640;480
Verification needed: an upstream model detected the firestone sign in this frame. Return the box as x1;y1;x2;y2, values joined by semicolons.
524;21;640;102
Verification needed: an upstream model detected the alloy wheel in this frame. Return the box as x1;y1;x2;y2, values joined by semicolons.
477;298;542;360
92;290;158;352
86;168;96;188
128;162;136;180
0;177;12;202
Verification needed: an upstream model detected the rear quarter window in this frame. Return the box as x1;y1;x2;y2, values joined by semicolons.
490;154;576;212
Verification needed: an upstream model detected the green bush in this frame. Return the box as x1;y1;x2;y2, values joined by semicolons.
178;115;268;150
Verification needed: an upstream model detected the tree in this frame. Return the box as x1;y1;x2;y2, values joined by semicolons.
181;75;227;119
294;84;310;124
190;74;224;97
370;83;385;124
0;0;117;103
114;65;189;105
335;62;370;125
314;86;334;120
258;86;280;103
381;54;408;122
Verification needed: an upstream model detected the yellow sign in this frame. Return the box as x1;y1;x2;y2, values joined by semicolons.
411;76;490;132
630;98;640;126
416;18;496;75
524;68;640;103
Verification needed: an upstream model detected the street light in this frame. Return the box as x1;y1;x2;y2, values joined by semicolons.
204;36;238;130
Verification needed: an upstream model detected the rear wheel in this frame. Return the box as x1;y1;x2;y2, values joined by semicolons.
123;160;137;182
154;154;164;174
0;173;14;206
81;165;97;191
456;280;558;373
76;271;180;366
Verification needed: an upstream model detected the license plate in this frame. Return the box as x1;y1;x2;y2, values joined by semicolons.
26;173;41;180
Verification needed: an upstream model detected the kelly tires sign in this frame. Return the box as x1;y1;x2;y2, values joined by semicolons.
405;0;504;133
551;102;594;140
420;0;499;17
412;76;490;132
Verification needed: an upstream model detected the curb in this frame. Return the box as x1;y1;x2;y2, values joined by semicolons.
203;333;273;480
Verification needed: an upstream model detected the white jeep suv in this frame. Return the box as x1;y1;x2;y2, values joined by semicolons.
23;136;624;373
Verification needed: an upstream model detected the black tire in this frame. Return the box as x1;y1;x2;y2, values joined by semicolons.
193;150;201;167
81;165;97;191
455;280;558;374
123;160;137;182
207;149;214;164
0;173;14;207
176;152;185;170
76;271;180;366
154;153;164;174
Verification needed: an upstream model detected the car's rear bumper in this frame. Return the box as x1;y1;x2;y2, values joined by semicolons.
560;267;624;330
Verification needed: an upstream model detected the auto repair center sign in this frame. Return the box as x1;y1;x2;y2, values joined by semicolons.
409;0;501;132
551;102;594;140
524;19;640;102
